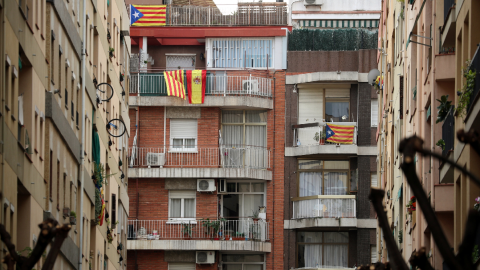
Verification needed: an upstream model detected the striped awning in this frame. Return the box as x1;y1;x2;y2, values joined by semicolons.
298;19;379;28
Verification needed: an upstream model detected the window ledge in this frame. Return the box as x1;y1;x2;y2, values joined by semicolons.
166;220;197;225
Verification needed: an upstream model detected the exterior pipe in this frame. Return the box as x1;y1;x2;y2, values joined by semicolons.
78;0;87;268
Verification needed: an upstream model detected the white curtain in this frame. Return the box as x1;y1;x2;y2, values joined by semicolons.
324;172;347;195
323;232;348;268
243;194;263;217
299;172;322;197
245;126;267;168
304;245;322;268
170;199;181;218
184;199;195;218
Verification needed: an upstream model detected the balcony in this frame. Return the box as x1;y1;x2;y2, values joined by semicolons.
127;219;271;252
128;145;272;180
442;108;455;157
284;195;367;229
465;46;480;129
129;73;273;109
153;3;287;26
285;122;373;157
440;0;456;48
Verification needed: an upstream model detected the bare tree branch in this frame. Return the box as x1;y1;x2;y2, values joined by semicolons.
20;219;60;270
457;129;480;158
409;247;434;270
0;224;20;262
41;224;71;270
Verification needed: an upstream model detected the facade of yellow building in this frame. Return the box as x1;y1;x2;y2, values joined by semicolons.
0;0;131;269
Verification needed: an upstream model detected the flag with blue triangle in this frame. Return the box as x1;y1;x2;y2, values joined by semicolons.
130;5;166;26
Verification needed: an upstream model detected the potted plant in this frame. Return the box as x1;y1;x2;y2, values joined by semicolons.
120;73;124;82
109;47;114;58
436;95;452;123
63;207;70;218
436;139;446;151
251;210;260;222
313;132;326;145
232;232;245;241
70;211;77;225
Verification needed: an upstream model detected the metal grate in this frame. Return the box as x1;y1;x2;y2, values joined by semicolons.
166;55;195;70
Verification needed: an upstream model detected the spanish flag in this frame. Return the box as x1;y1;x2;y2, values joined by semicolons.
164;70;186;100
325;124;355;144
186;70;207;104
130;5;166;26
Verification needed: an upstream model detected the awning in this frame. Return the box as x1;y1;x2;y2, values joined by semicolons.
406;0;430;48
93;130;101;165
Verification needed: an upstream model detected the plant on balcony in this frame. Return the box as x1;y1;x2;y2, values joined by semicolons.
313;132;326;145
436;95;452;123
182;223;193;238
407;196;416;214
456;60;476;118
398;229;403;244
436;139;445;151
251;210;260;222
474;197;480;211
70;211;77;225
109;47;115;58
473;245;480;264
107;227;113;243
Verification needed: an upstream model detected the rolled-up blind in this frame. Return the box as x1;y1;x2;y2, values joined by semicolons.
170;119;197;139
168;263;195;270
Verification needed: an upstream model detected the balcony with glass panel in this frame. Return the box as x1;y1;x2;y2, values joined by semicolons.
284;160;359;229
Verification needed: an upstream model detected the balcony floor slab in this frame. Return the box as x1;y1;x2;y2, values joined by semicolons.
129;96;273;109
128;167;273;180
284;218;377;229
285;145;377;156
127;240;271;252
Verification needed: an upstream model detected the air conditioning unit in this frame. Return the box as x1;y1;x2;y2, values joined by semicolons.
242;80;259;94
304;0;324;5
197;179;215;192
196;251;215;264
218;179;227;193
146;153;165;167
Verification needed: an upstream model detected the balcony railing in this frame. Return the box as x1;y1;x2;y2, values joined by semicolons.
130;73;272;98
292;122;358;147
164;4;287;26
128;145;271;169
442;108;455;157
292;196;356;219
127;219;269;241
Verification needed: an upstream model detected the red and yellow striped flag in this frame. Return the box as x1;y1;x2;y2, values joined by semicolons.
186;70;207;104
131;5;166;26
164;70;186;100
325;124;355;144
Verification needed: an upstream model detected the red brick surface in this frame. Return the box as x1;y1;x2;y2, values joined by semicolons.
126;250;219;270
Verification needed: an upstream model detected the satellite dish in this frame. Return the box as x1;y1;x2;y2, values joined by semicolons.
368;69;380;86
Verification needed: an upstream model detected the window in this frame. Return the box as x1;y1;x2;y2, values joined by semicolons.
209;38;273;68
371;172;378;188
169;119;197;151
221;110;267;168
220;181;265;218
168;263;195;270
50;36;55;83
371;99;378;127
111;194;116;228
298;160;349;196
297;232;348;268
168;191;195;221
371;245;377;263
49;150;53;199
221;254;265;270
325;89;350;122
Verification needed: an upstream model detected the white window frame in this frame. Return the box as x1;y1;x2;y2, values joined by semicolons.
220;254;265;270
169;119;198;153
168;190;196;223
371;99;379;127
219;180;266;218
206;38;274;69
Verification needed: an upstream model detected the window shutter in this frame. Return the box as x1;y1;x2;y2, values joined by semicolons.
371;99;378;127
170;119;197;139
112;194;116;228
298;88;323;145
65;89;68;106
168;263;195;270
169;190;196;199
371;173;378;187
325;89;350;98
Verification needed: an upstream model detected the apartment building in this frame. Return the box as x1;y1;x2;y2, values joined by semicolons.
125;1;289;270
283;1;381;269
376;0;464;267
0;0;131;270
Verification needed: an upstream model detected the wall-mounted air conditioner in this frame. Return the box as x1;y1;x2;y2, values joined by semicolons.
196;251;215;264
146;153;165;168
197;179;215;192
242;80;259;94
304;0;324;5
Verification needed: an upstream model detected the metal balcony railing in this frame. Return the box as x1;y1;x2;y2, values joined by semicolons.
165;4;288;26
292;122;358;147
129;73;272;98
127;219;269;241
292;196;356;219
442;108;455;157
128;145;271;169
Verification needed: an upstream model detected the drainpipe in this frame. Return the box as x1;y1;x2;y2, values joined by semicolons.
78;0;87;268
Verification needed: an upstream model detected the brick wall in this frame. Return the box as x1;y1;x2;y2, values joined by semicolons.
126;250;218;270
358;83;373;146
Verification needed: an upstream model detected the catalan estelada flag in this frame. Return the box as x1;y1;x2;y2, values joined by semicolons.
164;70;186;100
325;124;355;144
186;70;207;104
130;5;166;26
